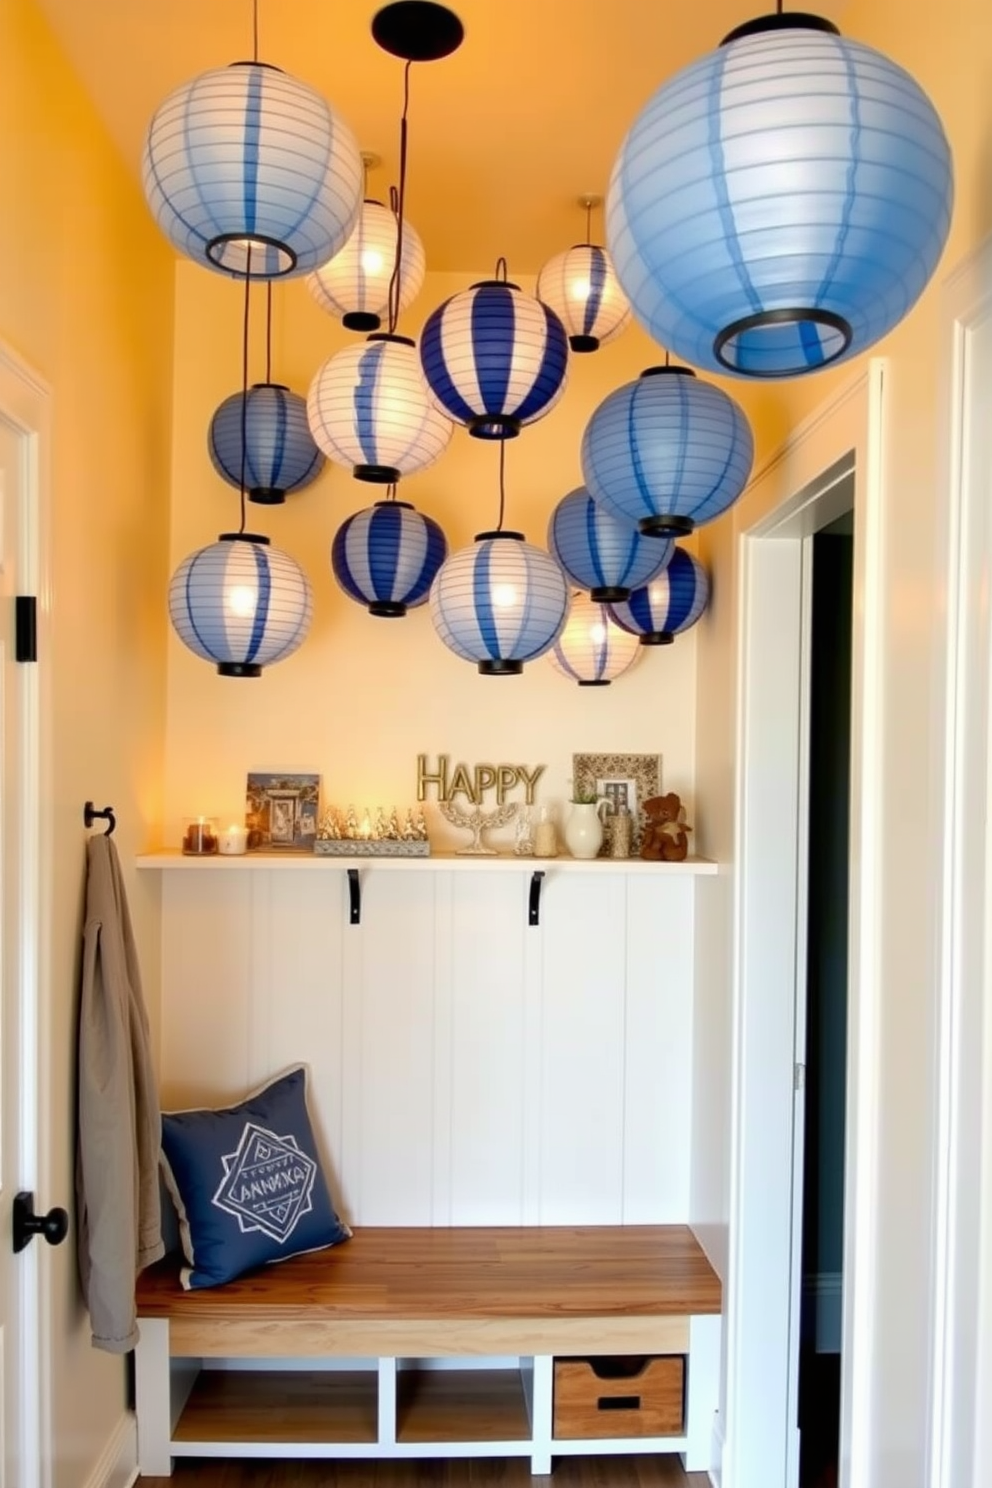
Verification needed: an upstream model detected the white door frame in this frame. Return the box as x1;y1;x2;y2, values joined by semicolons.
0;340;54;1486
927;233;992;1488
724;362;886;1488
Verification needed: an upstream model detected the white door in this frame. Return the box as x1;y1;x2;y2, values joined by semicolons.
0;351;52;1488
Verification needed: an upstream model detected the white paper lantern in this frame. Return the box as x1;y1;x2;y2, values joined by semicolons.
142;63;363;280
549;593;641;685
307;333;453;483
536;243;631;352
430;532;569;674
307;199;426;331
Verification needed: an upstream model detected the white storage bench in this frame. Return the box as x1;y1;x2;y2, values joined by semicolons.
134;1224;722;1477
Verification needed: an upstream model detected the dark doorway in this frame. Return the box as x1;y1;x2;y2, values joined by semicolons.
798;514;853;1488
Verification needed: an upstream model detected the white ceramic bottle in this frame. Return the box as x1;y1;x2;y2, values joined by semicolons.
564;799;610;860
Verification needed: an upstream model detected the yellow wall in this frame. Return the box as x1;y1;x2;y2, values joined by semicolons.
163;266;700;848
691;0;992;1477
0;1;174;1482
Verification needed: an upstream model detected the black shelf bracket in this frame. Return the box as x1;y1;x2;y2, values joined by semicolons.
529;870;545;927
347;868;361;925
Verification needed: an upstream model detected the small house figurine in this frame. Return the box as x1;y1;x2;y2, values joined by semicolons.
640;793;692;862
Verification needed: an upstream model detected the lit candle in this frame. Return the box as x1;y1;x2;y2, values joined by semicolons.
218;824;248;856
182;816;218;855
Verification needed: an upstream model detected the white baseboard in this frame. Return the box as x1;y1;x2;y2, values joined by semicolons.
802;1271;843;1353
80;1413;137;1488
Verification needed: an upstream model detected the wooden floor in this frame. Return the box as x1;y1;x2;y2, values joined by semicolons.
140;1454;711;1486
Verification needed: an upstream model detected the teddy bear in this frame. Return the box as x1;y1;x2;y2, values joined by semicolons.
640;792;692;862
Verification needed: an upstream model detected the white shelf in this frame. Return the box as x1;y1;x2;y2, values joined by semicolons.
136;849;718;875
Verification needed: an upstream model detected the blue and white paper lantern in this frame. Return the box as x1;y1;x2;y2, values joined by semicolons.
332;501;447;617
208;383;325;504
582;367;753;536
307;199;426;331
307;333;453;483
169;534;312;676
420;279;569;439
549;593;641;686
548;487;673;602
142;62;363;279
607;15;953;377
536;244;631;353
608;548;710;646
430;532;569;675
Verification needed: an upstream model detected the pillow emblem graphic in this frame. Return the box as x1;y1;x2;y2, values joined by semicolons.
212;1122;318;1243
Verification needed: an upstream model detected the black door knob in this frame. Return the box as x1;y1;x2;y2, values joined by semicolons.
12;1191;69;1254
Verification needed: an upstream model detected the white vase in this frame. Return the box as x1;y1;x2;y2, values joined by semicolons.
564;799;610;860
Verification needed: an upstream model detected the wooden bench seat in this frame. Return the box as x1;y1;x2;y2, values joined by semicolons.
134;1224;722;1478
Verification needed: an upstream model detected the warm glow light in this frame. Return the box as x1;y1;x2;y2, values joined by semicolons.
227;586;257;618
570;278;591;301
493;584;517;608
361;250;385;274
590;622;607;645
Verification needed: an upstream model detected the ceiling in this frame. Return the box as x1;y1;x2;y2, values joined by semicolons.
37;0;849;275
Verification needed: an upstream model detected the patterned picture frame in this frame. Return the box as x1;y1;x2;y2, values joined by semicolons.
246;773;320;851
571;753;661;854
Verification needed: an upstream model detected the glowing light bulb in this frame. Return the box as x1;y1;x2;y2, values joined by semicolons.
227;585;257;618
361;249;385;274
493;584;517;608
571;277;591;301
590;622;607;644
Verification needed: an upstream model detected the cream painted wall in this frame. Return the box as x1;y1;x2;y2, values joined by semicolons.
0;2;173;1484
163;267;699;850
690;0;992;1482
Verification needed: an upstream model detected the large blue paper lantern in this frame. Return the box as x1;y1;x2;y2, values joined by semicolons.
430;532;569;675
536;244;631;353
307;334;453;483
608;549;710;646
169;533;312;676
332;501;447;617
582;367;753;537
142;62;363;280
548;487;673;602
549;593;641;686
208;384;325;505
607;14;953;378
420;279;569;439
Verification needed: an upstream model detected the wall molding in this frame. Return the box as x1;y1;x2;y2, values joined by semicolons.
80;1413;137;1488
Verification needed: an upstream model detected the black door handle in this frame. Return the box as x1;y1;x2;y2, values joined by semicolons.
12;1192;69;1254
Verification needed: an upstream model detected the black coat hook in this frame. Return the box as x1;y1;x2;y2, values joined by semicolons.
84;801;116;837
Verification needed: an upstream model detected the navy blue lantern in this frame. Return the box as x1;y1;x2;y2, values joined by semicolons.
582;366;753;537
169;533;313;676
420;275;569;439
548;487;673;602
332;501;448;617
608;548;710;645
209;383;325;505
607;14;953;378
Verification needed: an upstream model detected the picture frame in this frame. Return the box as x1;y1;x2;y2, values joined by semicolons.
571;753;661;854
245;773;320;851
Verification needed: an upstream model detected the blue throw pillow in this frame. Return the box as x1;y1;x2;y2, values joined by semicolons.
160;1065;350;1289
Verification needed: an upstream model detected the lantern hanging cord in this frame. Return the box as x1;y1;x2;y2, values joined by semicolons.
496;437;507;532
386;481;397;503
238;249;253;536
494;256;508;283
252;0;259;62
585;200;592;245
265;282;272;383
387;61;413;335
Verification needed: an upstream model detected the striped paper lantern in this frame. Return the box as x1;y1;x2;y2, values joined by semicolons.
169;533;312;676
549;593;641;686
430;532;569;675
307;333;453;483
420;279;569;439
582;367;753;537
306;199;426;331
607;16;953;377
608;548;710;645
536;244;631;352
548;487;673;602
142;63;363;280
332;501;447;617
208;383;325;505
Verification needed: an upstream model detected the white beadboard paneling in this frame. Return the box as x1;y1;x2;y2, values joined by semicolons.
352;872;437;1224
538;873;628;1223
624;875;693;1221
161;873;253;1106
448;874;528;1224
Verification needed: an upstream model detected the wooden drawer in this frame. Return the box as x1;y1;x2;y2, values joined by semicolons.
553;1355;685;1439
